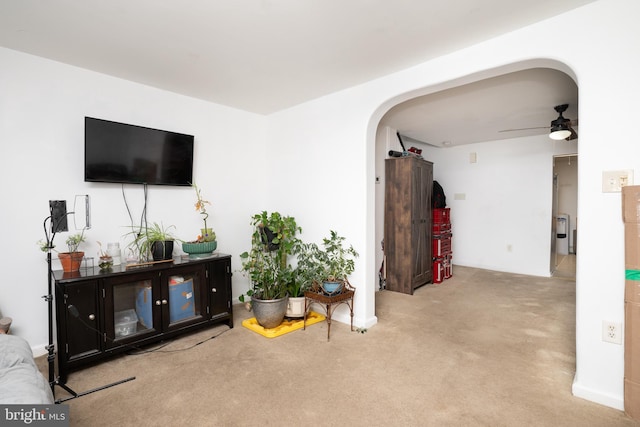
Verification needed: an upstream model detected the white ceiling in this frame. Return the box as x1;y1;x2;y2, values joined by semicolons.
382;68;578;147
0;0;588;144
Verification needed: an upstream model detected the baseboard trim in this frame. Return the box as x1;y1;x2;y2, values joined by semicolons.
331;310;377;329
572;378;624;410
32;344;47;358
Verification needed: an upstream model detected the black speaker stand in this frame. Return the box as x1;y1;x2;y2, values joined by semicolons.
43;216;135;404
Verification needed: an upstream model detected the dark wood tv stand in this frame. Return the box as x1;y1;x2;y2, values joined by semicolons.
53;253;233;382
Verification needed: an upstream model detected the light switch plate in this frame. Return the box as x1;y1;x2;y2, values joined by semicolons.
602;170;634;193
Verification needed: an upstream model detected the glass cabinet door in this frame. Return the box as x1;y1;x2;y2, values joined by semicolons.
104;263;209;346
163;264;208;331
114;279;154;337
104;272;161;348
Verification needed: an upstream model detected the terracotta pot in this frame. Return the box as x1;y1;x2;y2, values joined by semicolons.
59;252;84;272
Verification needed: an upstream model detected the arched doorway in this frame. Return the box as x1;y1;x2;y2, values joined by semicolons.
372;67;578;287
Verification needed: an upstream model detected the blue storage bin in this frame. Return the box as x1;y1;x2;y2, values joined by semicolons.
169;278;195;322
135;285;153;329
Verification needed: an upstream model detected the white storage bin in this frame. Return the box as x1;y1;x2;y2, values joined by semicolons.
114;309;138;337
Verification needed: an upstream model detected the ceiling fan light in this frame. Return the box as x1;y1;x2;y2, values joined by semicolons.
549;118;571;140
550;129;571;140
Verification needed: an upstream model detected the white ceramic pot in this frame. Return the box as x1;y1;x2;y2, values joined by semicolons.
286;296;306;318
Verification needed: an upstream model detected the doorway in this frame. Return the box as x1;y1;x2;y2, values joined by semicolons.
552;154;578;278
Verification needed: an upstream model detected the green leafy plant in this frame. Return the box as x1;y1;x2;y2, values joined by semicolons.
65;232;86;253
312;230;359;283
37;229;87;254
239;212;301;302
298;230;358;283
288;240;321;297
286;231;359;296
125;222;176;261
37;239;53;253
285;270;306;298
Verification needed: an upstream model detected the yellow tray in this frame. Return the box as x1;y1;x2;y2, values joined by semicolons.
242;311;326;338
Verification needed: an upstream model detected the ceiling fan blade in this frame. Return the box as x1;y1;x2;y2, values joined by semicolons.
499;105;578;137
499;126;549;133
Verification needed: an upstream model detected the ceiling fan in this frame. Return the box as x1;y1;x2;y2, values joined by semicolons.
499;104;578;141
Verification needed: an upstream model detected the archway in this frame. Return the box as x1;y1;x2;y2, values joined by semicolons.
365;61;579;328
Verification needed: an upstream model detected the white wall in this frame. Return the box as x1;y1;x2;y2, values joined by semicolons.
417;134;577;276
1;0;639;412
0;47;266;351
264;0;640;410
374;127;577;280
266;91;377;327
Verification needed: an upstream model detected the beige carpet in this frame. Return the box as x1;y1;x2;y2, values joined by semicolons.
39;265;639;426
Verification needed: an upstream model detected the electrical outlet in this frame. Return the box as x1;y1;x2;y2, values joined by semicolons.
602;320;623;344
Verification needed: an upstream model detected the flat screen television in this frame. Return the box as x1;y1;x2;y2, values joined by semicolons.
84;117;194;186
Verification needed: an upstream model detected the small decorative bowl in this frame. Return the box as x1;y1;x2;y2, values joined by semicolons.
182;241;217;255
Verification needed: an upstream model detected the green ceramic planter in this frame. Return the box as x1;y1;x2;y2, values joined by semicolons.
182;241;217;255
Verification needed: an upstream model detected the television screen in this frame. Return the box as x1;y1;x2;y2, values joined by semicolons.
84;117;194;186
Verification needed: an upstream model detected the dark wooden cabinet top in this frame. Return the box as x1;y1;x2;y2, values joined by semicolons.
53;253;231;283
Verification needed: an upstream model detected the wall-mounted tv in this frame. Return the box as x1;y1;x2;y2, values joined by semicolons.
84;117;194;186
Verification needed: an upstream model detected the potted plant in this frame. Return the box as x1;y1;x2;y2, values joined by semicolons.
58;231;87;272
182;184;218;255
286;240;320;317
239;211;301;328
284;269;306;318
313;230;359;295
126;222;177;262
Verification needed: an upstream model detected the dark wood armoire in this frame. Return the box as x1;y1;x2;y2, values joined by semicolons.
384;156;433;294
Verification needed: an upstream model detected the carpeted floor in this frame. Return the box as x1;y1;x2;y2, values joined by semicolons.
38;265;639;426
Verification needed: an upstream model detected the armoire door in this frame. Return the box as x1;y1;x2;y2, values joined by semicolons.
411;159;433;287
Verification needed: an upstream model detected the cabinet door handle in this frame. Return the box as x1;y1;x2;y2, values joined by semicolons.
155;300;162;306
88;314;95;321
212;288;217;293
162;299;168;305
